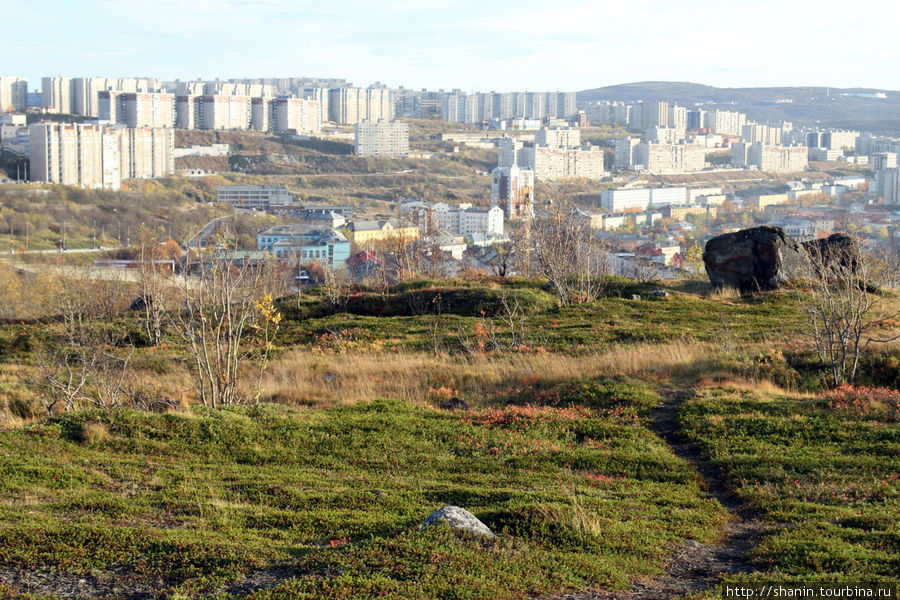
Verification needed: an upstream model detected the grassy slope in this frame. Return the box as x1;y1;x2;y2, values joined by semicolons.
0;397;725;599
679;385;899;582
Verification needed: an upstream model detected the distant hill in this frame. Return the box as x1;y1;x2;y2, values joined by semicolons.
578;82;900;133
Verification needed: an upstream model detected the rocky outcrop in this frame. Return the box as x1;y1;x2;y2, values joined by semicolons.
420;505;496;538
703;226;811;291
802;233;861;278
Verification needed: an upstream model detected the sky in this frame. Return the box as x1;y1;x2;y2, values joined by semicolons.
4;0;898;92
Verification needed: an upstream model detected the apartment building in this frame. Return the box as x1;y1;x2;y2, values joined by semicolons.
273;98;321;134
634;142;705;174
874;168;900;204
0;77;28;112
709;110;747;136
526;146;607;181
354;120;409;157
29;123;173;190
328;87;392;124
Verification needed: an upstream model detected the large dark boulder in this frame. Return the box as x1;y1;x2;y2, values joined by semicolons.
703;226;811;291
802;233;861;278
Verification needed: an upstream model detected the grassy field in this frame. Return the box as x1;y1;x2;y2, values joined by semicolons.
0;392;728;599
0;276;898;598
679;383;899;582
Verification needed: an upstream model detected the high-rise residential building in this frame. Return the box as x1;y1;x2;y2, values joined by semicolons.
0;77;28;112
641;100;668;130
42;77;73;113
742;123;782;145
29;123;173;190
194;95;252;130
526;146;607;181
822;130;859;151
733;142;808;172
634;143;705;174
874;168;900;204
709;110;747;136
175;95;196;129
328;87;393;124
615;137;641;169
535;127;581;149
354;120;409;157
686;109;708;130
122;93;175;128
870;152;897;172
273;98;321;134
668;106;687;133
250;97;273;131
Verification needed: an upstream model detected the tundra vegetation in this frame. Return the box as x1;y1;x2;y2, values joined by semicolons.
0;262;897;599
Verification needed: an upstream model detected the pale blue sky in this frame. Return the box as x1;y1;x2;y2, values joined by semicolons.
4;0;898;92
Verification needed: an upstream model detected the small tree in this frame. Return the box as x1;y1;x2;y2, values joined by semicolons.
170;257;281;408
802;238;900;387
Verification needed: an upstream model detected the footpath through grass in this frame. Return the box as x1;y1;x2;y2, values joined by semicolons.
678;384;899;583
0;395;726;599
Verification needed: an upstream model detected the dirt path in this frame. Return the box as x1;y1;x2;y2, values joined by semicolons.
539;390;766;600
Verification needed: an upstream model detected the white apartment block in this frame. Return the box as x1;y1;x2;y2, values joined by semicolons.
736;143;808;172
709;110;747;136
194;95;252;130
354;120;409;157
601;187;695;212
668;106;687;133
29;123;173;190
615;137;641;169
742;123;782;145
328;87;392;125
640;101;668;130
647;127;683;144
526;146;607;181
42;77;73;113
0;77;28;112
410;202;504;236
874;169;900;204
634;143;705;174
117;93;175;128
535;127;581;149
822;130;859;151
273;98;321;134
250;97;272;131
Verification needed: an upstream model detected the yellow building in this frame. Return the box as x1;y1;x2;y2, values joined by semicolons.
753;193;790;212
342;220;420;244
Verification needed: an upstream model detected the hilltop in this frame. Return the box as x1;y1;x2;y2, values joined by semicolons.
578;81;900;131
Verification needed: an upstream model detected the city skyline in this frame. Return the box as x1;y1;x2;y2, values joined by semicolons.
4;0;899;93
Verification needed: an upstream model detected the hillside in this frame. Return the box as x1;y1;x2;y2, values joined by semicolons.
0;275;897;598
578;82;900;131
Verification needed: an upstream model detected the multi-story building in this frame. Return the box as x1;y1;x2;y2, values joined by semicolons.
874;168;900;204
273;98;321;134
601;188;652;212
870;152;897;172
535;127;580;149
526;146;607;181
0;77;28;112
115;92;175;128
216;186;295;211
822;130;859;151
401;202;504;237
29;123;173;190
634;142;705;174
640;100;668;130
733;142;808;172
250;97;272;131
41;77;73;113
354;120;409;157
328;87;393;124
709;110;747;136
742;123;782;145
615;137;641;169
257;224;350;269
491;164;534;220
194;95;252;130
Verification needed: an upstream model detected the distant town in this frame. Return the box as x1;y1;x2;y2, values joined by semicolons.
1;75;899;279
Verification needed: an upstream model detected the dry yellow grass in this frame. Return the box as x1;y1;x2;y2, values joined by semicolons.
256;341;728;408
